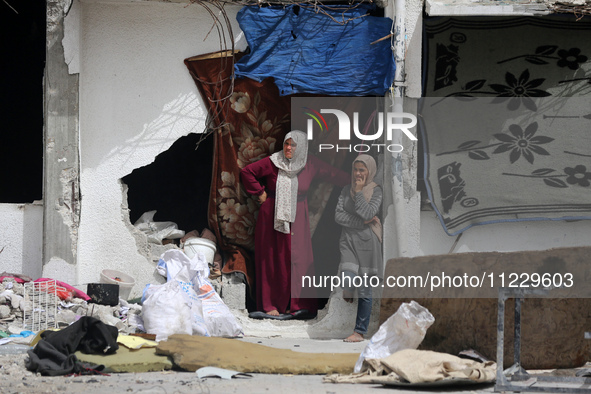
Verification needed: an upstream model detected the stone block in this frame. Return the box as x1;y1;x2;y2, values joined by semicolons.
221;273;246;310
379;247;591;369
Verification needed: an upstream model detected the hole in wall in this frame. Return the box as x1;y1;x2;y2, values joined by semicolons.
122;133;214;238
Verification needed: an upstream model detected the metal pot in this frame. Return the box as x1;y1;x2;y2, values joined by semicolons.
87;283;119;306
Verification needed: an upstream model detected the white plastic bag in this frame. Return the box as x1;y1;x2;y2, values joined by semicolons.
144;250;210;338
354;300;435;373
157;249;200;281
156;249;243;338
194;266;243;337
172;264;211;337
134;210;185;244
141;280;192;341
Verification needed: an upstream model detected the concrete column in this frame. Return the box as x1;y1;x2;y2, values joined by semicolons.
43;0;80;282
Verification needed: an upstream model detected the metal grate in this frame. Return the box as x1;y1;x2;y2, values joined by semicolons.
23;280;59;331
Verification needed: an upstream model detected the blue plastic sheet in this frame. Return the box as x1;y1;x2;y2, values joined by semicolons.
234;5;395;96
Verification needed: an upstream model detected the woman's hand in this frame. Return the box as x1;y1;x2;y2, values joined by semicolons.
354;177;365;193
364;216;378;225
353;161;368;193
353;179;365;193
258;191;267;204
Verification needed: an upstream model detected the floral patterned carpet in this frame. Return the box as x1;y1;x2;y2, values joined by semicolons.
421;15;591;235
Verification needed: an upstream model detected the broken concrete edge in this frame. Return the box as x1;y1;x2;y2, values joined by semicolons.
228;288;381;340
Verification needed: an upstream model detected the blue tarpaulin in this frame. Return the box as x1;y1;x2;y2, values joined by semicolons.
234;5;396;96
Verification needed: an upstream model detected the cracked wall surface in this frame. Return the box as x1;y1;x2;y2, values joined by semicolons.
56;167;80;256
72;1;246;297
120;182;174;284
43;0;80;278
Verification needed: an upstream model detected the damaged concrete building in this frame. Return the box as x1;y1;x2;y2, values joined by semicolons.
2;0;591;364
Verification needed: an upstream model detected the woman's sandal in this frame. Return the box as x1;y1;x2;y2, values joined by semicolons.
291;309;316;320
248;311;293;320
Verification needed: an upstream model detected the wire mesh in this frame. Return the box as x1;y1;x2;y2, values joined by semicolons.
23;280;59;331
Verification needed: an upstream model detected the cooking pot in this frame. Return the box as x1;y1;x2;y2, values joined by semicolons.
87;283;119;306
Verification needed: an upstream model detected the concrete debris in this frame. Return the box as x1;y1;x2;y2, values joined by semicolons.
0;305;10;319
0;277;145;338
0;280;25;328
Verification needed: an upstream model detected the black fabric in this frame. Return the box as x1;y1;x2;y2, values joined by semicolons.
26;316;119;376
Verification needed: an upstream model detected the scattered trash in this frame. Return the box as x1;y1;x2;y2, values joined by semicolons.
32;279;76;301
196;366;252;380
9;330;34;338
33;278;91;301
142;278;193;341
134;210;185;244
325;349;496;386
380;349;496;384
25;316;119;376
117;334;158;350
183;237;216;264
181;228;222;273
0;272;32;283
100;269;135;301
23;280;59;331
354;300;435;373
459;348;491;363
145;249;242;340
0;343;30;355
87;283;120;307
575;368;591;377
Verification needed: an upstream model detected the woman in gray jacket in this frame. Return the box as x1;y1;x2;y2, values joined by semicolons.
335;154;383;342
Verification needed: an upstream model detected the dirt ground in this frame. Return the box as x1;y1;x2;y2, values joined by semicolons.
0;352;498;394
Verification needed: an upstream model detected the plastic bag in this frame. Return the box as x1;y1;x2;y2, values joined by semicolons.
141;279;192;341
156;249;198;281
134;210;185;244
154;249;243;338
354;300;435;373
193;265;243;337
147;252;210;338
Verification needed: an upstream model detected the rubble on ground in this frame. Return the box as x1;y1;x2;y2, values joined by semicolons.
0;277;145;338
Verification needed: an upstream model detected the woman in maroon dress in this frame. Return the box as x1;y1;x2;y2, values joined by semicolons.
240;130;349;319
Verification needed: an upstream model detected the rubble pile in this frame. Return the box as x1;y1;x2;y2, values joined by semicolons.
0;279;27;333
60;299;144;335
0;278;144;337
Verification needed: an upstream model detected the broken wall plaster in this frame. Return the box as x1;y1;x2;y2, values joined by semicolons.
56;167;80;257
121;182;151;261
46;138;56;152
47;0;72;42
403;147;418;201
391;151;418;202
63;0;80;74
120;181;176;276
43;257;77;284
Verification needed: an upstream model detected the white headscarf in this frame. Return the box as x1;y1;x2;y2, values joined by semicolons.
270;130;308;234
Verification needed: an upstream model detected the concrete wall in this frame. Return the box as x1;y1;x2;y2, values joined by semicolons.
48;0;591;299
61;1;246;296
0;203;43;279
420;211;591;255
